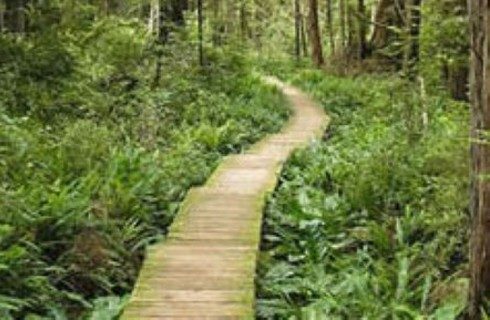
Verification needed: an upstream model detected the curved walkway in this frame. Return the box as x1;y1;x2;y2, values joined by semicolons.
121;77;328;319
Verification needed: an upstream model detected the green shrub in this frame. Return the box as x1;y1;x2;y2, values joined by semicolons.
0;17;290;319
257;66;468;319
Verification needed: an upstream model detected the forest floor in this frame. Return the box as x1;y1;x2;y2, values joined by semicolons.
256;64;469;319
120;77;328;319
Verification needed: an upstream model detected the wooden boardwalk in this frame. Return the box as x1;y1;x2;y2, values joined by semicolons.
120;77;328;319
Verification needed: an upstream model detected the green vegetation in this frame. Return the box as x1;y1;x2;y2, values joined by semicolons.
1;0;487;318
0;10;289;320
257;65;469;319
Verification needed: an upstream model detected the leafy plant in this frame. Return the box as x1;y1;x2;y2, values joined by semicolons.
0;9;290;318
257;65;469;319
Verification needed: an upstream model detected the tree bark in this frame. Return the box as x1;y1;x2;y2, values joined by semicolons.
357;0;368;59
371;0;403;50
347;3;355;50
198;0;204;66
326;0;335;55
153;0;187;87
301;11;309;57
239;0;248;40
468;0;490;319
295;0;301;60
339;0;346;49
307;0;324;67
0;0;5;32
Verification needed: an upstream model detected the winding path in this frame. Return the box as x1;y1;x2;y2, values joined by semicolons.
121;77;328;319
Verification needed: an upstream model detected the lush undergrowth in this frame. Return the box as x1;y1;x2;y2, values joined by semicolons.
0;20;290;319
256;63;469;319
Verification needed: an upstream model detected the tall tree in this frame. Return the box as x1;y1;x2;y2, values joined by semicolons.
326;0;335;55
307;0;324;66
468;0;490;319
357;0;367;59
295;0;301;60
339;0;346;50
0;0;5;32
371;0;405;54
152;0;189;87
198;0;204;66
346;2;355;51
301;8;308;57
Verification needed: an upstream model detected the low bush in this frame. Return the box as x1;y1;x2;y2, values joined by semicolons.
0;18;290;320
257;65;469;319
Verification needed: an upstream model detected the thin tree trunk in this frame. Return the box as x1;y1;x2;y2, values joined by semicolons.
198;0;204;66
326;0;335;55
307;0;324;67
0;0;5;32
152;0;164;88
339;0;346;49
347;3;355;51
371;0;397;50
301;12;308;57
148;0;159;34
468;0;490;319
240;1;248;40
357;0;368;59
295;0;301;60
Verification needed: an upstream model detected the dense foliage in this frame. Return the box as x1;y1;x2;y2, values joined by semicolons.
0;10;290;320
0;0;480;318
257;65;469;319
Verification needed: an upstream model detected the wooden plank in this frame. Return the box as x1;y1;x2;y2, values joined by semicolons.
120;77;329;319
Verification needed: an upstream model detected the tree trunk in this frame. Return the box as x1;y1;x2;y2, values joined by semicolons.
339;0;346;49
371;0;403;50
0;0;5;32
369;0;408;67
158;0;170;44
468;1;490;319
347;3;355;51
239;1;248;40
295;0;301;60
148;0;159;34
326;0;335;55
307;0;324;67
447;64;469;101
357;0;368;59
301;11;308;57
198;0;204;66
